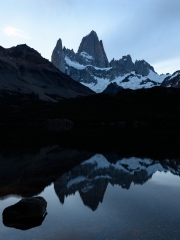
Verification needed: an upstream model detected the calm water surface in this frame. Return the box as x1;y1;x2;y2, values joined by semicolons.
0;148;180;240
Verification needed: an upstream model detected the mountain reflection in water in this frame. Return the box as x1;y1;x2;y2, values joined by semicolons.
54;154;180;211
0;146;180;207
0;146;94;198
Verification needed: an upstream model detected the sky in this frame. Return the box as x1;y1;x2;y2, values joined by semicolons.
0;0;180;74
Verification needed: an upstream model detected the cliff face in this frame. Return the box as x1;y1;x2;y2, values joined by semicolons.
77;30;109;68
0;44;94;102
51;39;65;73
51;31;169;93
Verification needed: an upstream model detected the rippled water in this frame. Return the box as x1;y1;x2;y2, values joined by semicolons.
1;148;180;240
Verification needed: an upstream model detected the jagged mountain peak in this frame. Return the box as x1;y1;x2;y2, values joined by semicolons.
78;30;99;54
84;30;98;38
51;38;65;72
122;54;132;59
110;54;132;65
135;59;156;76
56;38;63;47
77;31;109;68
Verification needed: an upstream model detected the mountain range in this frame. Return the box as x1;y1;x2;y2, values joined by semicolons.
51;30;180;93
0;30;179;103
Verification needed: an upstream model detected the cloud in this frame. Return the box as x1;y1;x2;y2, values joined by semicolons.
153;58;180;75
3;26;31;39
105;0;180;71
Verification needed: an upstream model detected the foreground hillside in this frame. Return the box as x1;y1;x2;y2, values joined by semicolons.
1;86;180;129
1;87;180;158
0;44;93;102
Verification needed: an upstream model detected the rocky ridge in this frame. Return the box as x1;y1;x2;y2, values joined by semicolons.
51;31;170;93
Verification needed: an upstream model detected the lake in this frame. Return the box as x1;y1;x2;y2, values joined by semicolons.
0;146;180;239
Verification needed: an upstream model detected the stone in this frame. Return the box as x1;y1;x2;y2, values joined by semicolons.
2;197;47;221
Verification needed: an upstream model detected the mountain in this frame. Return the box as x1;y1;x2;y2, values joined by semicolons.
161;70;180;88
103;82;124;95
51;31;169;93
54;154;180;211
0;44;94;102
77;30;109;68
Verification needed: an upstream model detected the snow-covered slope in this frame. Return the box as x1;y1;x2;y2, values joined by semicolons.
82;70;169;93
52;31;171;93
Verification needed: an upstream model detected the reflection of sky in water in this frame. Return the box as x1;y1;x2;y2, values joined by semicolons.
1;163;180;239
150;171;180;187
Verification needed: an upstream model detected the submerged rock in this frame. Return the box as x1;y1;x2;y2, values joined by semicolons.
43;118;74;131
2;197;47;221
